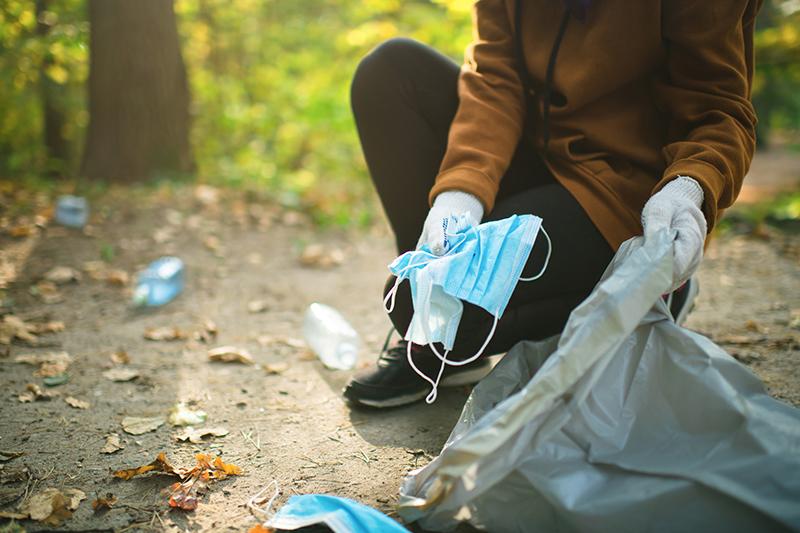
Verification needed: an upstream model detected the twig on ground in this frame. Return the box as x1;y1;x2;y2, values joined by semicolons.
241;429;261;452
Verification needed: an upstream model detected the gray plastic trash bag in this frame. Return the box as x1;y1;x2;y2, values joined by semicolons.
398;230;800;532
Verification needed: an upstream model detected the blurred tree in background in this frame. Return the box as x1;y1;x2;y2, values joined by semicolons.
0;0;796;223
82;0;192;182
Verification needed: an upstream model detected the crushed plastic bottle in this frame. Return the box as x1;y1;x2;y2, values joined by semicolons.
302;303;361;370
132;257;185;307
55;195;89;228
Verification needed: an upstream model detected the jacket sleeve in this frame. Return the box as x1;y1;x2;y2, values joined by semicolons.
653;0;761;231
428;0;525;213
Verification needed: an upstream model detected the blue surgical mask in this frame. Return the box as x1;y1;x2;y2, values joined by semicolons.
385;214;551;403
265;494;410;533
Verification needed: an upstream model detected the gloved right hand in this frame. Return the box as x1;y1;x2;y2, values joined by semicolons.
417;190;484;255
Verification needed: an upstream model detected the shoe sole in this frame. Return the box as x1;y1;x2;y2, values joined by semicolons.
346;360;495;409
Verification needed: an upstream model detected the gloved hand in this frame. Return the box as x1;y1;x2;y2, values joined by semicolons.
418;190;484;255
642;176;707;290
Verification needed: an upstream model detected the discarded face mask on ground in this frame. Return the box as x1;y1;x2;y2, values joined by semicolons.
384;213;551;403
263;494;410;533
398;229;800;532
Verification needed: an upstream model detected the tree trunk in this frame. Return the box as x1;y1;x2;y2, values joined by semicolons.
36;0;69;173
81;0;193;182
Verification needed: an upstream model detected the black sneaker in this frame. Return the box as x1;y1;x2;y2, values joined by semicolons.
343;334;493;408
666;277;699;326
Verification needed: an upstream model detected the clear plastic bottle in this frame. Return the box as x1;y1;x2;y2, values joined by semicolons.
302;303;361;370
132;257;185;307
55;195;89;228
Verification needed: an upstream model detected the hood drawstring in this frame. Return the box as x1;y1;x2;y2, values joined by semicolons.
514;1;573;150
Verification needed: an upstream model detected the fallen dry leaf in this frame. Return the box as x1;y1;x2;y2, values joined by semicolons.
105;269;129;286
194;319;218;343
174;426;229;444
83;260;107;280
64;397;90;409
281;211;306;227
1;315;37;345
110;349;130;365
102;367;140;382
112;453;241;511
194;184;220;206
14;351;72;366
248;300;268;313
203;318;218;336
0;451;24;462
168;402;208;427
30;280;63;304
18;383;58;402
20;487;85;526
153;226;175;243
744;320;767;334
121;416;165;435
144;326;187;341
167;454;242;511
263;362;289;375
34;360;69;377
91;493;118;511
31;320;65;334
208;346;254;364
0;464;30;484
256;335;305;350
101;434;125;454
247;525;273;533
298;243;344;269
113;452;177;480
44;266;81;285
204;235;221;252
6;224;30;238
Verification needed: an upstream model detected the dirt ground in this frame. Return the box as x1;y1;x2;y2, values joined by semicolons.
0;153;798;532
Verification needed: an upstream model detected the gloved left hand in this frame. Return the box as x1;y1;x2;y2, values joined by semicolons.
641;176;707;291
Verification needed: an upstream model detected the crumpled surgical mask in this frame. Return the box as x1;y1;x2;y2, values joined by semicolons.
385;213;551;403
265;494;410;533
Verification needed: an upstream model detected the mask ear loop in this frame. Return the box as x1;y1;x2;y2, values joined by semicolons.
406;340;449;404
519;226;552;282
382;252;438;313
248;480;280;525
383;275;404;313
426;314;499;367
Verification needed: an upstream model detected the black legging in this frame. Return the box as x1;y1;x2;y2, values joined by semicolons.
351;38;614;358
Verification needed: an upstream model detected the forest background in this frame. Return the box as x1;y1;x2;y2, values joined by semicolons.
1;0;799;226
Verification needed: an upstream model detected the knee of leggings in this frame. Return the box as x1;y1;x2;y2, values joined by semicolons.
350;37;424;111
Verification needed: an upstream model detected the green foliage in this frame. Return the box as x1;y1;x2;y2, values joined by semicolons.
1;0;797;225
174;0;471;226
0;0;88;176
753;0;800;146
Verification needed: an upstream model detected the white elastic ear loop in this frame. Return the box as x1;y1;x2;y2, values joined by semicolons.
383;275;404;313
406;340;449;404
383;251;441;313
426;313;499;367
248;480;280;524
519;226;552;282
411;314;498;404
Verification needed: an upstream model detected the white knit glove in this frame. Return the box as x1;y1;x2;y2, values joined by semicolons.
418;191;484;255
642;176;707;291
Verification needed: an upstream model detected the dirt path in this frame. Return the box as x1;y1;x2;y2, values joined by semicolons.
0;169;798;531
